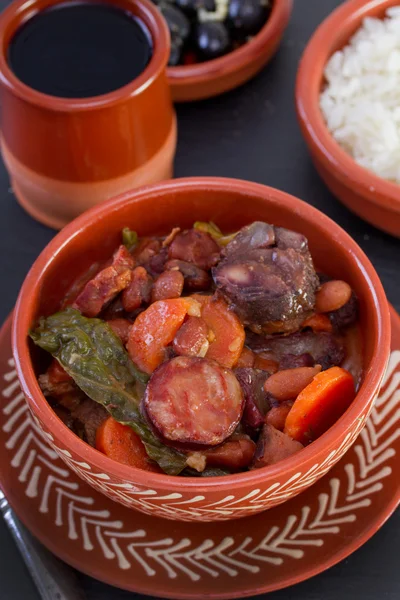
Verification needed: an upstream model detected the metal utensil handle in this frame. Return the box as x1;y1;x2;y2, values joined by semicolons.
1;494;86;600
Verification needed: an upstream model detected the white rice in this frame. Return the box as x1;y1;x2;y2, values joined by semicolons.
320;6;400;184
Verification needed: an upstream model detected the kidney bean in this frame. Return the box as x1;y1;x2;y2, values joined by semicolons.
148;247;168;277
316;280;352;313
121;266;153;312
151;270;184;302
133;238;162;266
107;318;132;345
165;259;211;291
264;365;322;401
265;402;293;431
173;316;209;358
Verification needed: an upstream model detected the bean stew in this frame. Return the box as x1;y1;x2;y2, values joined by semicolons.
30;221;361;476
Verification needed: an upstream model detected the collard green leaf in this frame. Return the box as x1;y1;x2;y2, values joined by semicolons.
30;308;187;475
122;227;138;250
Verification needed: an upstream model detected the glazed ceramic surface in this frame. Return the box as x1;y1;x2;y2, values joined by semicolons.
0;0;176;229
296;0;400;238
168;0;292;102
1;308;399;597
11;178;391;522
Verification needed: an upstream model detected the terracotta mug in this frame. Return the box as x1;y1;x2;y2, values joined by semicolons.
0;0;176;229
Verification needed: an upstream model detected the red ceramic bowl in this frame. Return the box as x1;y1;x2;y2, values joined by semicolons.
296;0;400;238
12;178;391;522
168;0;292;102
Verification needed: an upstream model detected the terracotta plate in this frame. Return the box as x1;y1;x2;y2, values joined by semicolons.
0;310;399;599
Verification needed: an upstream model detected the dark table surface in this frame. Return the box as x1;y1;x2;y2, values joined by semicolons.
0;0;399;598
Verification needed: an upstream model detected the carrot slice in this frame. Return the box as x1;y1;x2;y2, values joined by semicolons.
191;294;245;368
302;313;333;333
236;346;256;368
96;417;161;472
127;298;201;374
284;367;355;444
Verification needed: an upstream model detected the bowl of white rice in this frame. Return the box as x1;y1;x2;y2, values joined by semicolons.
296;0;400;238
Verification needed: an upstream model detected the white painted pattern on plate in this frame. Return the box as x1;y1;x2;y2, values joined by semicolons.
1;353;399;579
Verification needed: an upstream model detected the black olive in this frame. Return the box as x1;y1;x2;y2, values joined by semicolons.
194;22;231;60
227;0;269;37
198;0;217;11
158;3;191;42
175;0;197;16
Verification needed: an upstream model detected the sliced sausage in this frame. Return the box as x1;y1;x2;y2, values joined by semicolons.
121;266;153;312
221;222;275;258
165;259;211;291
246;330;345;371
151;270;184;302
144;356;244;447
213;223;319;334
73;245;134;317
168;229;221;270
252;424;303;468
173;316;209;357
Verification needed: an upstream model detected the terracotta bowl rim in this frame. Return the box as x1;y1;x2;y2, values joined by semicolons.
0;0;170;112
167;0;293;87
12;177;391;493
295;0;400;215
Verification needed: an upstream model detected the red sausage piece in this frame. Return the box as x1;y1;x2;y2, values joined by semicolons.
144;356;244;447
168;230;220;270
73;245;134;317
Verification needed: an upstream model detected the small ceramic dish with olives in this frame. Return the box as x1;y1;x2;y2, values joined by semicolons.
157;0;293;101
